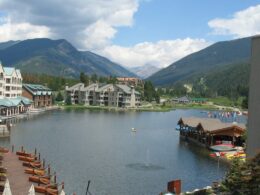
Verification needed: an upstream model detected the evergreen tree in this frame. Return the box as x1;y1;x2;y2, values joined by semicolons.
91;74;98;83
144;81;159;102
80;72;86;83
241;96;248;109
56;91;64;102
221;153;260;195
65;95;72;105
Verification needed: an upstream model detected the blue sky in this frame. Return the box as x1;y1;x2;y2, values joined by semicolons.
0;0;260;68
115;0;260;46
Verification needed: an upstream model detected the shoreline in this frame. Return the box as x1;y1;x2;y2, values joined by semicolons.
59;103;241;112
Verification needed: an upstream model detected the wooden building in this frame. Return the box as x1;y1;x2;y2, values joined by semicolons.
22;84;53;108
177;117;246;147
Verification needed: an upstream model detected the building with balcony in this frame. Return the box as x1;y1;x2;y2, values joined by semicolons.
117;77;144;87
65;83;141;108
0;62;32;117
0;62;23;98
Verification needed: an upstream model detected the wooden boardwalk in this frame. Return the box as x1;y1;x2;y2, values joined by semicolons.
2;152;40;195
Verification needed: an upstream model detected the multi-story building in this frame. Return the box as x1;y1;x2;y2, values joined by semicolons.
117;77;144;87
0;62;23;98
65;83;141;107
0;62;32;117
22;84;53;108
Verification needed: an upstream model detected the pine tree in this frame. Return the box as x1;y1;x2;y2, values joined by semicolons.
56;91;64;102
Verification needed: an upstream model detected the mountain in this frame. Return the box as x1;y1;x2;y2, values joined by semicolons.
0;40;20;50
0;38;136;78
147;37;251;86
129;64;161;78
186;62;249;98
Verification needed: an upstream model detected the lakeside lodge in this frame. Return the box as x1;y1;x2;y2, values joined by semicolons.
0;62;53;118
177;117;246;148
66;83;141;108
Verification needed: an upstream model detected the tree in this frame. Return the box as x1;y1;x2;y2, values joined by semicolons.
91;74;98;83
80;72;86;83
56;91;64;102
65;95;72;105
221;153;260;195
144;81;159;102
241;96;248;109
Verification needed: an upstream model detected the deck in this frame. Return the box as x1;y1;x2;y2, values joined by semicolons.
3;151;41;195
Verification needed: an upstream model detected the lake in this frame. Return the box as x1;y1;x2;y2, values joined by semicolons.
0;109;246;194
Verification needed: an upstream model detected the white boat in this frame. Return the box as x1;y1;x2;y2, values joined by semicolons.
28;108;45;114
131;128;136;132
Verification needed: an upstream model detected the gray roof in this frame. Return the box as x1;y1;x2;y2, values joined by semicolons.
66;83;140;94
96;84;114;92
116;84;140;95
173;96;190;102
82;83;99;91
66;83;84;91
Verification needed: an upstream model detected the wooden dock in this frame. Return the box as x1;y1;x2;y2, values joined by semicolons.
3;151;41;195
0;146;67;195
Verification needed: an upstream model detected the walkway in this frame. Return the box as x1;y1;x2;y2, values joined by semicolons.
2;152;39;195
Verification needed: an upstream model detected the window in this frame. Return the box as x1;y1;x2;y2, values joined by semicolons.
6;78;10;83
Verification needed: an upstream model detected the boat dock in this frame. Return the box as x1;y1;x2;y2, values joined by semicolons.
3;151;35;194
1;146;66;195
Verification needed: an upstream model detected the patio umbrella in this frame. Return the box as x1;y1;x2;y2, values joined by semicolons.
3;179;12;195
60;190;65;195
28;184;35;195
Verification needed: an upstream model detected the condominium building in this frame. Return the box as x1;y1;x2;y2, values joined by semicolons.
117;77;144;87
0;62;23;98
65;83;141;107
0;62;32;117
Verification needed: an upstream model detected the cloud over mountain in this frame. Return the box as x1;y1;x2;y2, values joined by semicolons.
209;4;260;37
0;0;138;50
100;38;210;68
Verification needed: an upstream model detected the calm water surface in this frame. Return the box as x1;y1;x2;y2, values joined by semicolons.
1;109;246;194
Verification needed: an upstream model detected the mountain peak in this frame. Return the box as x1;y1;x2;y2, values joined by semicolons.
0;38;135;78
148;37;251;86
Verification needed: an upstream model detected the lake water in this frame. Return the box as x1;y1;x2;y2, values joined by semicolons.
0;109;246;194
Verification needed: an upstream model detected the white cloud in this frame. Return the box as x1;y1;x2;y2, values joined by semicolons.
209;4;260;37
0;0;138;49
82;20;117;50
0;17;51;42
0;0;211;69
99;38;211;68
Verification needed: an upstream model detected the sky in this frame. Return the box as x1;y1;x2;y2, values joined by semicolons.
0;0;260;68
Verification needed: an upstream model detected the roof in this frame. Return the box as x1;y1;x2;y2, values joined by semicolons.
16;96;33;105
179;117;246;134
116;84;140;95
173;96;190;102
191;98;207;101
82;83;99;91
96;84;114;92
66;83;84;91
23;84;52;96
3;67;15;76
16;69;22;78
0;97;32;107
